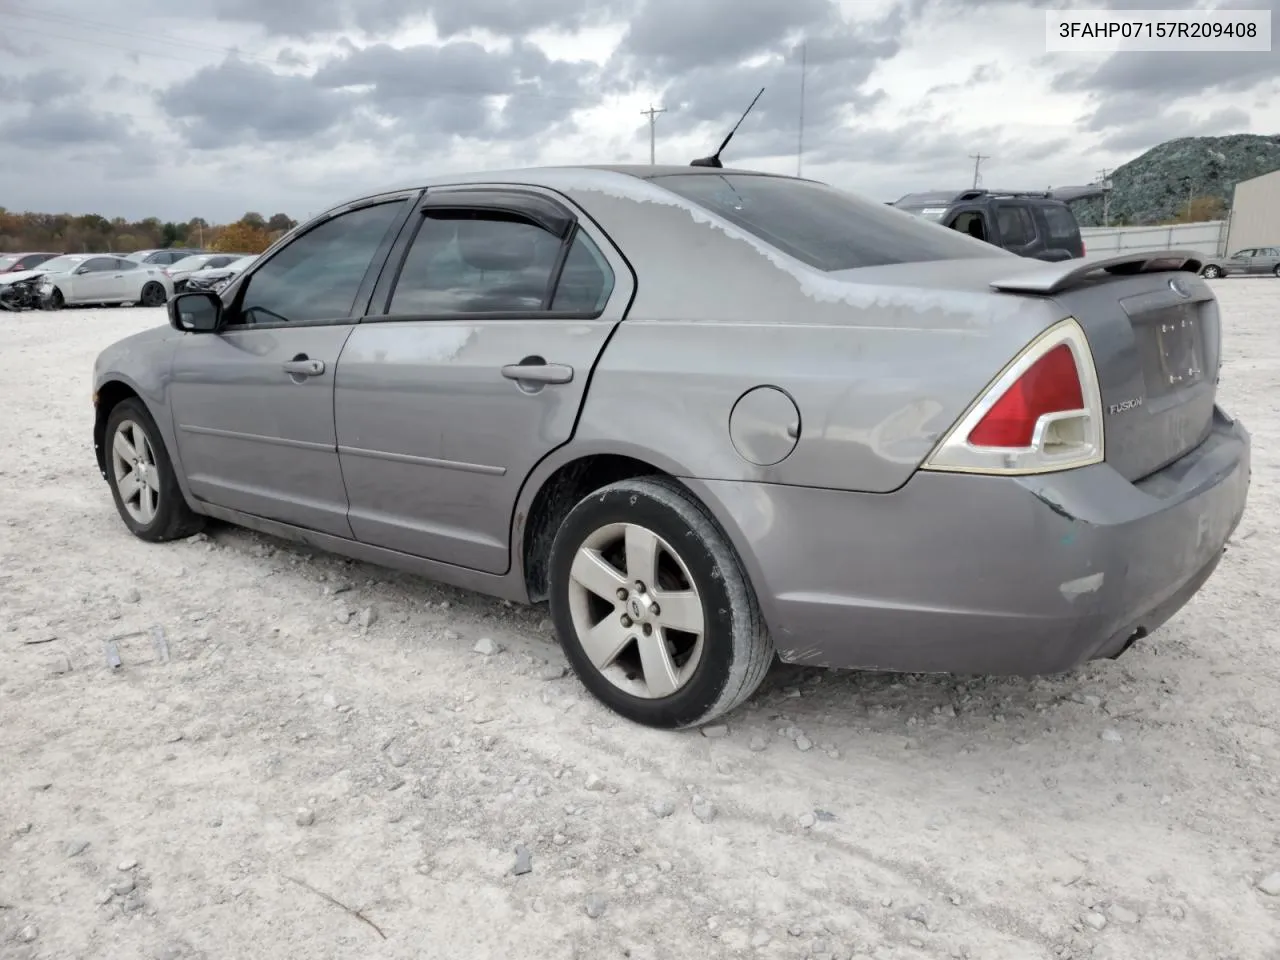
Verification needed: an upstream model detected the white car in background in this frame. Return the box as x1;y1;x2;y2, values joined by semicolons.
34;254;174;309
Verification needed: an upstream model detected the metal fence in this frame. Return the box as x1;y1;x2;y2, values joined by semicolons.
1079;220;1228;259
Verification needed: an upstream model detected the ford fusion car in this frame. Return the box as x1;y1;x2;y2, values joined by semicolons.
89;165;1250;729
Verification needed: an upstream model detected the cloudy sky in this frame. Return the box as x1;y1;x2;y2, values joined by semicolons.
1;0;1276;222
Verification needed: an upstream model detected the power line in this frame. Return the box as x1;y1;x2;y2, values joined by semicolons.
968;152;989;189
640;104;666;165
1096;167;1112;226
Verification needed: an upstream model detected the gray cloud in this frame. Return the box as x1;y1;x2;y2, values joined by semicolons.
211;0;619;40
0;105;133;147
313;39;599;142
613;0;902;164
0;69;81;106
1097;107;1253;153
159;57;358;148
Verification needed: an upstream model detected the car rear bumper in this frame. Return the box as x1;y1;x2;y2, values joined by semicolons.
687;407;1250;676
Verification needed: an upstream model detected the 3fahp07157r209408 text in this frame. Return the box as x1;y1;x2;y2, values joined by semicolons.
1045;9;1272;52
1058;20;1258;39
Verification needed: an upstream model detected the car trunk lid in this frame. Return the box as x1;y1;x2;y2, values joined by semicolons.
989;250;1218;482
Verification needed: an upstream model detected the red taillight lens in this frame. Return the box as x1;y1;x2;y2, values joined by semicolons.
967;344;1084;448
1081;240;1087;256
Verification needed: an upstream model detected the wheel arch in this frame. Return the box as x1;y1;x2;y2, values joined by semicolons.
513;443;776;638
93;379;145;479
518;448;677;602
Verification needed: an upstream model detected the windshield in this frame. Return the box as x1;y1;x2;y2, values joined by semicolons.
0;256;17;269
35;256;86;274
229;256;255;271
652;174;1002;272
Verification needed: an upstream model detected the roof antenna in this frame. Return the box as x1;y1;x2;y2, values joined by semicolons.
690;87;765;168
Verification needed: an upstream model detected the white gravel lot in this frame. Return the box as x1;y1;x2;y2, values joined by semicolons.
1;280;1278;960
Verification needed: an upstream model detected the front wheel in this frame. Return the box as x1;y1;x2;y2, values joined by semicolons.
104;398;204;542
140;282;167;307
1202;265;1222;279
547;476;773;729
43;287;64;310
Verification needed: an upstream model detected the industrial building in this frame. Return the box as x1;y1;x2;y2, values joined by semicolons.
1227;168;1280;251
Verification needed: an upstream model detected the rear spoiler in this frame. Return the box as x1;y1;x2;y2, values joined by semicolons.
990;249;1205;296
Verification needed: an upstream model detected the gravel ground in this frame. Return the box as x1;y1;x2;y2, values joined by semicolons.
2;281;1278;960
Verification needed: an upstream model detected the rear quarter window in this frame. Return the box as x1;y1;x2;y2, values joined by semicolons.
652;173;1007;272
1041;204;1080;241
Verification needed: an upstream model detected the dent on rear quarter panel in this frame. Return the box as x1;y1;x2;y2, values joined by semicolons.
544;172;1065;492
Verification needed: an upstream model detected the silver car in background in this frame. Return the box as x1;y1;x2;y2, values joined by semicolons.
90;166;1250;729
182;255;258;293
1200;246;1280;279
36;254;174;308
166;253;254;293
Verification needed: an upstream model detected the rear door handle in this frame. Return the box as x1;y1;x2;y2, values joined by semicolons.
501;361;574;385
282;357;325;377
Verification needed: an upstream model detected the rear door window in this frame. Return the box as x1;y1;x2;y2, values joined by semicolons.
387;212;565;316
652;173;1006;271
1041;204;1080;242
995;204;1038;247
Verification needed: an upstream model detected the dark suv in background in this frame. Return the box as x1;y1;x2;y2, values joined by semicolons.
893;188;1086;261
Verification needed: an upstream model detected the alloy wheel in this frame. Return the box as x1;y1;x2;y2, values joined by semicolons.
111;419;161;525
566;522;706;699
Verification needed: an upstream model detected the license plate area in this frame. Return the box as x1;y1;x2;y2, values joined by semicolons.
1136;302;1205;401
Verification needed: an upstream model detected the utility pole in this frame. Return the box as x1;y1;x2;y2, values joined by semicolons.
969;152;989;189
640;104;666;165
1096;168;1112;226
796;41;807;177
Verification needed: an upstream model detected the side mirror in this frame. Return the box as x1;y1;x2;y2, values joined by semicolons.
168;291;222;333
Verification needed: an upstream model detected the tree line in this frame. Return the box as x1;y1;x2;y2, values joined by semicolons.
0;210;299;256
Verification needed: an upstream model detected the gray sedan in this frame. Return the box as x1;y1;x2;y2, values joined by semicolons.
90;166;1251;729
1200;246;1280;278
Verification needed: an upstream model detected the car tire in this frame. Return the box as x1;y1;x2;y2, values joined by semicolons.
1273;265;1279;278
104;398;204;542
43;287;64;310
1202;265;1221;279
141;282;167;307
547;475;774;729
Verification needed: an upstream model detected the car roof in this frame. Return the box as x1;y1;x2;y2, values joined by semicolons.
895;188;1068;207
320;164;802;214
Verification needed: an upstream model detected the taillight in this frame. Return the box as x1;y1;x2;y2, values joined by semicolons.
922;317;1104;475
967;345;1083;447
1081;240;1087;257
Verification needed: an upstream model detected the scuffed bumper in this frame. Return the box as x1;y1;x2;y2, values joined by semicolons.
687;408;1250;676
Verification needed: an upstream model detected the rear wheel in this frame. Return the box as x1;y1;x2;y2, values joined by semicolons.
141;282;167;307
547;476;773;729
105;398;204;542
1202;265;1222;279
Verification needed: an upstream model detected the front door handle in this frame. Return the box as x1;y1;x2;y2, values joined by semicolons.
282;356;325;377
501;361;574;385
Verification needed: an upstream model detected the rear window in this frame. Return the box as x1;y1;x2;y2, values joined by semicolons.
652;174;1006;272
1041;204;1080;241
